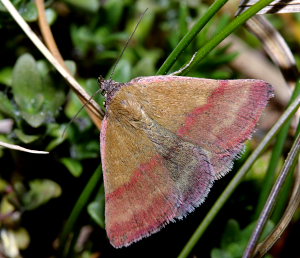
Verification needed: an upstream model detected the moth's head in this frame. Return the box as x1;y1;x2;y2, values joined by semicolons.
98;75;124;106
98;76;114;95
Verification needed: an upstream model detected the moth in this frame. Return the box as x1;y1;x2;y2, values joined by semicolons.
99;75;273;248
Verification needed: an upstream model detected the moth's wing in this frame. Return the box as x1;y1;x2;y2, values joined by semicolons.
132;76;273;178
101;109;214;248
101;75;273;248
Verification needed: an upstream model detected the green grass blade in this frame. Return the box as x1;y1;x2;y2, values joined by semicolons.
156;0;229;75
60;166;103;256
180;0;276;75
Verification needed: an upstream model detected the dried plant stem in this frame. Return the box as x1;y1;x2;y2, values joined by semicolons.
36;0;66;69
36;0;103;129
0;140;48;154
243;132;300;258
246;16;298;88
254;163;300;257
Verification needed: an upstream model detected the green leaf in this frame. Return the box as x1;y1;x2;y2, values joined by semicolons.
0;178;9;192
0;67;12;86
21;112;46;128
220;219;241;248
70;141;99;160
62;0;100;12
85;78;105;104
246;152;273;181
87;184;105;228
110;59;132;83
0;0;22;12
227;243;243;258
65;60;77;76
211;249;232;258
14;129;40;144
133;49;162;77
0;196;15;215
60;158;83;177
36;60;66;117
22;179;62;210
0;136;11;157
212;219;275;258
65;90;88;119
12;54;46;127
45;123;67;151
19;2;38;22
45;8;57;25
0;92;17;118
178;2;189;40
104;0;126;27
14;228;30;250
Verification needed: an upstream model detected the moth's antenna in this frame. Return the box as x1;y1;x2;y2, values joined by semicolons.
108;8;148;80
62;88;104;138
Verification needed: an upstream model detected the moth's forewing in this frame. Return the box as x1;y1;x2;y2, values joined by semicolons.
100;76;273;248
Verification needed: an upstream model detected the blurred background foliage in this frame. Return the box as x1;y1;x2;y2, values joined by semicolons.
0;0;300;257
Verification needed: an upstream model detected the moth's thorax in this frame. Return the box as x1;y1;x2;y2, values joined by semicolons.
107;89;151;128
